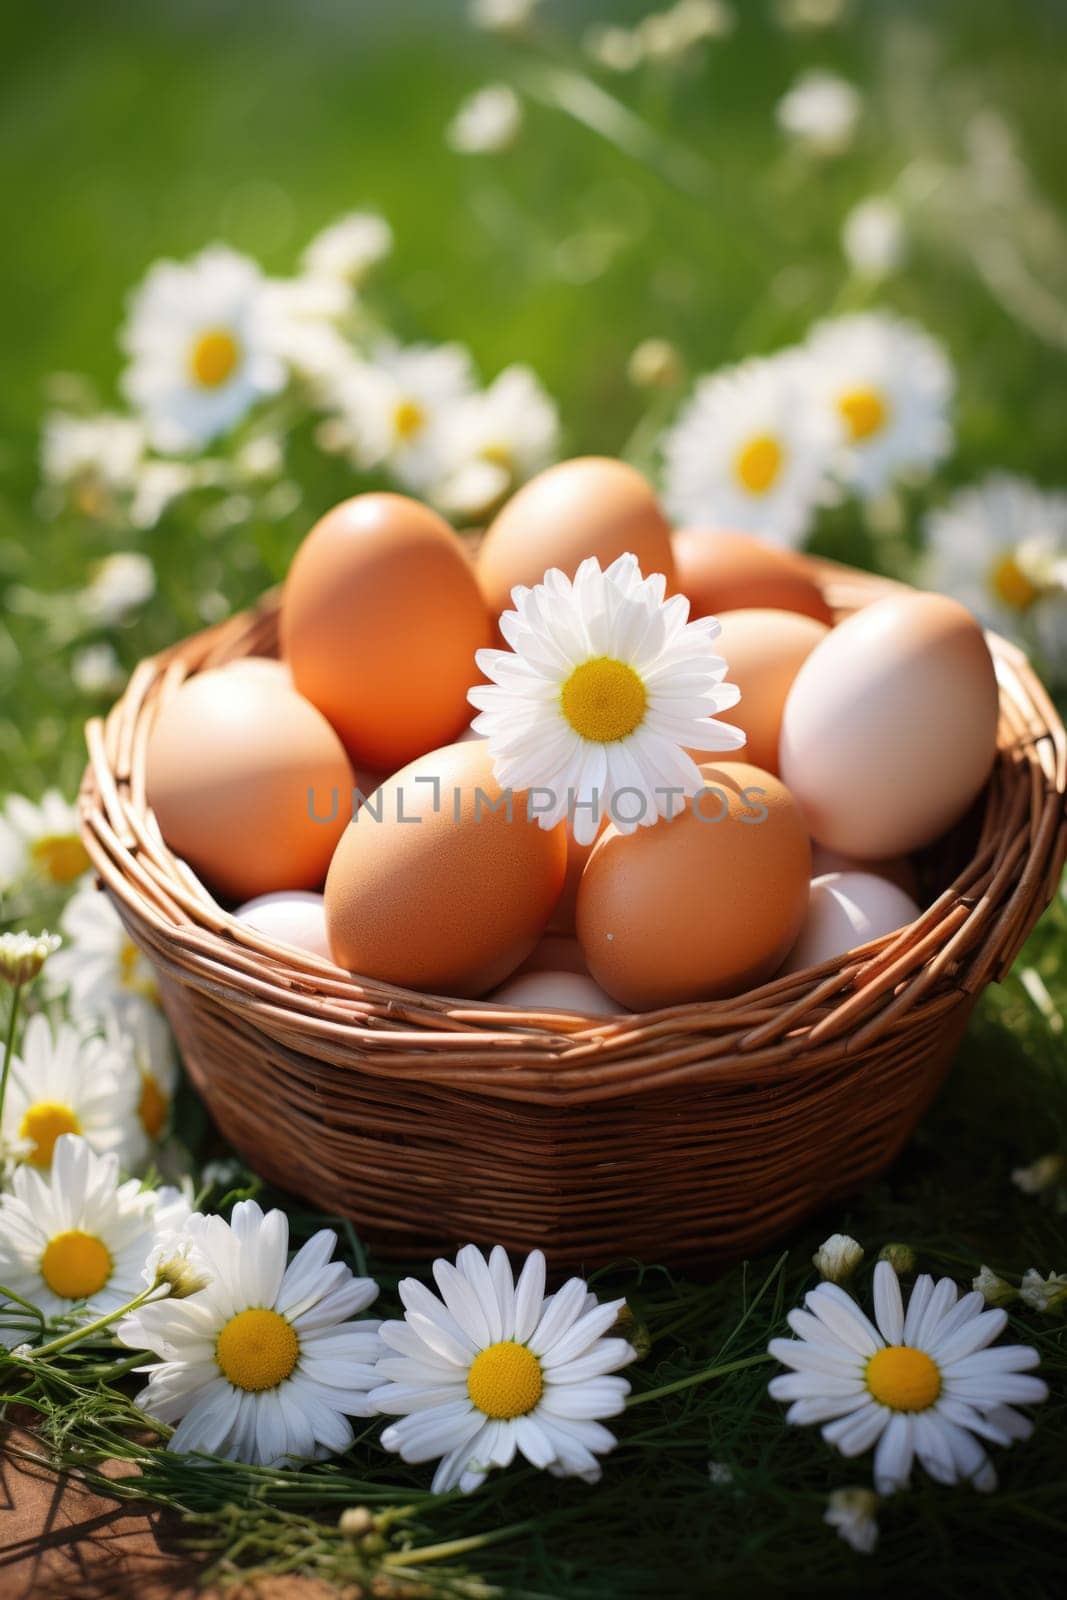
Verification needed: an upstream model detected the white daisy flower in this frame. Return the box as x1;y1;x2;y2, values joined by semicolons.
47;886;160;1018
80;551;157;626
661;353;834;546
0;789;90;891
0;1135;178;1330
448;85;523;155
776;70;862;156
824;1486;879;1554
302;212;393;287
1;1013;142;1173
1019;1269;1067;1315
40;412;144;506
121;246;286;453
805;311;955;500
371;1244;635;1493
924;475;1067;641
118;1200;383;1467
102;1001;179;1156
0;931;62;988
469;553;744;845
813;1234;864;1285
769;1261;1048;1494
842;197;906;279
435;365;561;518
328;341;477;493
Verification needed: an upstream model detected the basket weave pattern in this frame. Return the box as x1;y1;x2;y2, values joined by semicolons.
79;562;1067;1267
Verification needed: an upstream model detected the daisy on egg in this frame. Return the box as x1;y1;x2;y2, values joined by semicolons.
370;1244;636;1493
769;1260;1047;1494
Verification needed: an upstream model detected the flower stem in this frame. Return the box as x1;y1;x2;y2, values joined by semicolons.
384;1517;542;1569
0;980;23;1128
16;1282;167;1362
626;1351;772;1408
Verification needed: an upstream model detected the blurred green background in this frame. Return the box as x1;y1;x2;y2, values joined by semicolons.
3;0;1067;799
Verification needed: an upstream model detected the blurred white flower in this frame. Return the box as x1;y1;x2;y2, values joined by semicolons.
261;273;356;387
775;0;849;29
0;790;89;892
329;340;477;493
923;476;1067;645
435;365;560;518
129;460;197;531
40;412;143;502
1;1013;142;1174
104;1002;179;1157
121;246;286;452
301;212;393;287
638;0;734;64
585;24;644;73
80;552;157;625
661;352;834;546
824;1487;879;1554
448;85;523;154
973;1266;1017;1308
812;1233;864;1284
628;338;684;390
48;886;160;1018
806;312;955;499
1019;1269;1067;1314
777;70;862;156
1011;1152;1065;1196
71;643;125;699
842;197;906;279
469;0;540;33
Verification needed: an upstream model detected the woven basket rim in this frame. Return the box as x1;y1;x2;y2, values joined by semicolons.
78;556;1067;1105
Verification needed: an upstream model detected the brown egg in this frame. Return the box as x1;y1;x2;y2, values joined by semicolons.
707;609;830;774
547;821;605;934
780;592;1000;857
576;761;811;1009
146;671;353;902
672;529;833;624
477;458;675;619
325;740;567;998
281;494;491;771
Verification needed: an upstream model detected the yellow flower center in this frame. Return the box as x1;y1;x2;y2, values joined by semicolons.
393;398;426;441
865;1345;942;1412
19;1102;81;1167
467;1340;544;1420
481;441;514;468
30;833;89;885
40;1230;113;1300
119;939;159;1003
838;385;889;441
734;433;784;495
990;553;1039;613
190;329;240;389
138;1073;169;1140
560;658;648;743
215;1308;300;1392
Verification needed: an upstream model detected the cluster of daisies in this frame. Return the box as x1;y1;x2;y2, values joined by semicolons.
40;209;561;543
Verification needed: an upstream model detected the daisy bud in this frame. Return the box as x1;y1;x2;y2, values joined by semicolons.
824;1487;879;1555
1020;1268;1067;1315
0;931;62;987
1012;1153;1064;1195
878;1242;916;1274
812;1233;864;1284
627;338;683;391
339;1506;376;1539
612;1301;651;1359
972;1264;1017;1308
152;1245;211;1300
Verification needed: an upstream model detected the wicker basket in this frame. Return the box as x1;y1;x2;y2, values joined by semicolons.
78;560;1067;1269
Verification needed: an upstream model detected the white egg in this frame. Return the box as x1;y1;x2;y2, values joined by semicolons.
234;891;332;960
488;969;618;1016
782;871;920;975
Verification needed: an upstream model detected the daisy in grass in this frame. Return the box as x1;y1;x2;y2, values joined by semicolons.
436;365;560;518
121;246;286;452
301;211;393;287
0;790;90;892
370;1244;636;1493
118;1200;383;1467
48;886;160;1017
469;553;744;845
328;340;476;494
776;69;862;157
1;1013;141;1172
924;475;1067;645
805;312;955;500
0;1135;190;1334
661;353;833;546
769;1260;1047;1493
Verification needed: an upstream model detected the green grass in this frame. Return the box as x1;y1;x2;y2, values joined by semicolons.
1;2;1066;1595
